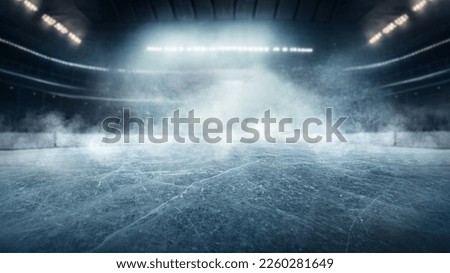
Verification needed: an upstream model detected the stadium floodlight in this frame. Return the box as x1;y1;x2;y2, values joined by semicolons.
413;0;428;12
68;32;82;44
394;14;409;26
23;0;38;12
369;32;383;45
146;47;163;52
299;48;314;53
382;23;397;34
146;45;313;54
54;23;68;34
42;14;56;26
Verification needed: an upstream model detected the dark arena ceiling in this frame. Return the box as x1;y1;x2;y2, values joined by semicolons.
74;0;375;23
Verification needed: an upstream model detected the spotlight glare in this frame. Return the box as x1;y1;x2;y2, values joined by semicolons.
54;23;68;34
382;23;397;34
23;0;38;12
68;32;82;44
413;0;428;12
369;32;383;44
394;14;409;26
42;14;56;26
147;47;162;52
146;45;313;54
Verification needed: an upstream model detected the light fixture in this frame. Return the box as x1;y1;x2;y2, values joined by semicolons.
146;47;163;52
366;0;439;45
68;32;82;44
382;23;397;34
394;14;409;26
369;33;383;45
42;14;56;26
413;0;428;12
367;13;409;44
22;0;38;12
146;45;313;54
54;23;68;34
13;1;83;45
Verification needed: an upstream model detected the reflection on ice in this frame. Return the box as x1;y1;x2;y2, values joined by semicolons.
0;144;449;252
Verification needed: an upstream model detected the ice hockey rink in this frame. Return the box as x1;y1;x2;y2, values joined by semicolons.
1;0;450;256
0;143;449;253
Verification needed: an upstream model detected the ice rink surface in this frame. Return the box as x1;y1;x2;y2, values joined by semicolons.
0;144;449;253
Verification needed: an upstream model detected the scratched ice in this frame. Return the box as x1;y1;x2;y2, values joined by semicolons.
0;144;449;252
